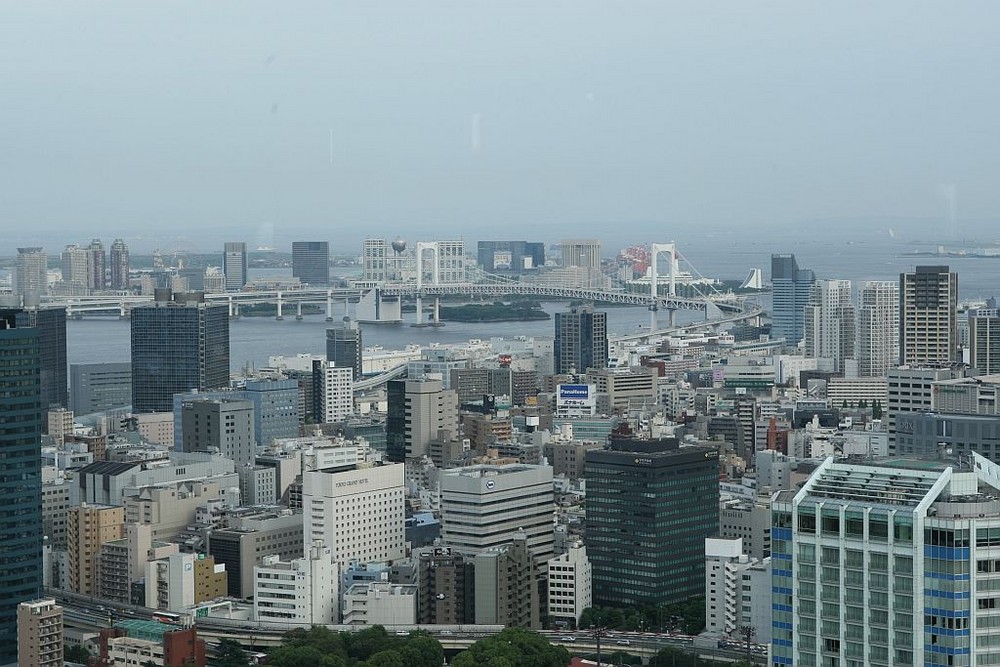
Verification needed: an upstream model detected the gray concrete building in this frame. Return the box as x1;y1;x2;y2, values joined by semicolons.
181;398;256;468
440;464;554;570
718;496;772;560
473;535;540;629
70;362;132;415
208;509;303;599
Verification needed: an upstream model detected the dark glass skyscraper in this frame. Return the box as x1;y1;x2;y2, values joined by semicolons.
15;307;67;409
554;304;608;374
292;241;330;286
770;253;815;346
131;290;230;413
327;317;363;380
223;241;248;291
0;310;43;664
585;438;719;607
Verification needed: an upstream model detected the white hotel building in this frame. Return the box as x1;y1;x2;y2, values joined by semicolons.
302;462;405;565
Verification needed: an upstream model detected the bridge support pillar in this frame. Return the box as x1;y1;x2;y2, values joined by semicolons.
415;296;423;325
233;304;240;319
433;297;440;324
649;305;657;334
228;296;234;319
296;303;303;321
119;302;127;320
669;309;676;328
276;292;283;320
326;291;334;321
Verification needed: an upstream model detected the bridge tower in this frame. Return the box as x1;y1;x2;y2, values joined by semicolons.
649;242;678;331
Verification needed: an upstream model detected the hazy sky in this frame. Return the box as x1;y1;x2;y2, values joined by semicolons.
2;1;999;253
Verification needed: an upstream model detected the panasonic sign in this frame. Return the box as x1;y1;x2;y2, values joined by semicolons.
557;384;596;409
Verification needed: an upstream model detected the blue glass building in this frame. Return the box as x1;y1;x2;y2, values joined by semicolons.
770;253;815;346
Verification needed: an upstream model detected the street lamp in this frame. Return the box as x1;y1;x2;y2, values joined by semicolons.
739;625;757;665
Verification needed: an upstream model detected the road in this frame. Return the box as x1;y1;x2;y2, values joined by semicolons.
50;588;766;665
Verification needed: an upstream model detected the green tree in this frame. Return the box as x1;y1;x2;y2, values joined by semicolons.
65;644;91;663
872;399;883;419
361;649;406;667
266;645;347;667
397;634;446;667
453;628;570;667
215;638;250;667
345;625;398;661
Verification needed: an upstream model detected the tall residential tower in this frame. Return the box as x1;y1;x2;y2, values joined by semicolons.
856;281;899;377
899;265;958;366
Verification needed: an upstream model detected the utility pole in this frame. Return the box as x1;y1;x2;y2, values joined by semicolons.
740;624;757;665
591;624;609;666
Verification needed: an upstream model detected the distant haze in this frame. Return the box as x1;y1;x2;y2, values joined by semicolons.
2;1;999;253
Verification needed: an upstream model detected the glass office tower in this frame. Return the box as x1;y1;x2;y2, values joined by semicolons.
771;253;815;346
15;307;67;409
131;290;230;413
292;241;330;286
585;438;719;606
554;304;608;374
0;310;43;664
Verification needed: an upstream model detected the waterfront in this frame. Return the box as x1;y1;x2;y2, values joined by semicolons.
64;238;1000;372
67;302;678;373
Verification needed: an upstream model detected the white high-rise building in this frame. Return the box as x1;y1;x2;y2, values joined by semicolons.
704;537;759;638
15;247;48;298
547;542;592;627
561;239;601;269
440;464;555;570
969;307;1000;375
856;281;900;377
313;361;354;423
144;552;196;612
302;463;405;564
771;452;1000;667
803;279;854;373
60;244;94;290
254;541;338;624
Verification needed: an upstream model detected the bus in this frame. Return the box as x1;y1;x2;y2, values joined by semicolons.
152;612;184;625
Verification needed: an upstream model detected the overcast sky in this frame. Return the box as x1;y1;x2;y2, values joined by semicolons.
2;1;999;253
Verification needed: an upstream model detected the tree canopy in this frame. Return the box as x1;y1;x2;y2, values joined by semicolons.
451;628;571;667
256;626;443;667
